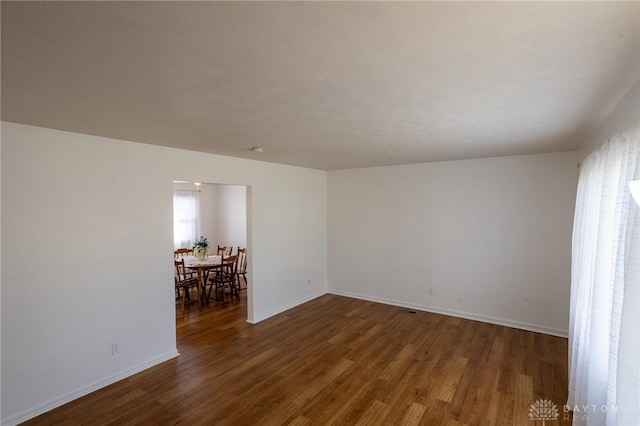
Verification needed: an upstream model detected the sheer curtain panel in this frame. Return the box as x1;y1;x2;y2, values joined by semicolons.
569;118;640;425
173;190;199;250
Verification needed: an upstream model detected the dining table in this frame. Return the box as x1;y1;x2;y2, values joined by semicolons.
182;255;223;306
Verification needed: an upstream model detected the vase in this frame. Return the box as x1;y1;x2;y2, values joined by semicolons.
194;248;208;259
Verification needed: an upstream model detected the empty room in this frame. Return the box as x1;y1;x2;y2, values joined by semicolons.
2;2;639;425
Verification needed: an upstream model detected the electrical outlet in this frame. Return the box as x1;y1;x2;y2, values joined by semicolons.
308;279;311;286
428;288;434;296
112;342;120;355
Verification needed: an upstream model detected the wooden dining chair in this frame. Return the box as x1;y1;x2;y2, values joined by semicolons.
174;247;193;258
174;258;198;311
207;254;239;304
174;248;196;279
236;247;248;291
217;245;233;256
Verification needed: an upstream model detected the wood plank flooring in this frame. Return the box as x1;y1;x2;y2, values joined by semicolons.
25;294;571;425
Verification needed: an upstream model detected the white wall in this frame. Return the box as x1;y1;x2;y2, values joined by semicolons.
1;122;327;424
578;78;640;162
217;184;247;250
197;183;220;246
328;152;578;336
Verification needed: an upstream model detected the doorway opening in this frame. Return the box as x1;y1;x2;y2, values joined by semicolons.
172;181;252;326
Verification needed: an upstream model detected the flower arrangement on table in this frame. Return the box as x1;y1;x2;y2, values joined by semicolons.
193;236;209;259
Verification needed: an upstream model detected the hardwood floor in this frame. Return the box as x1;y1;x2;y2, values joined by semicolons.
25;294;571;425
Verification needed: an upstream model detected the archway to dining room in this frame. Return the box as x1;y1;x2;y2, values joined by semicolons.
172;181;252;335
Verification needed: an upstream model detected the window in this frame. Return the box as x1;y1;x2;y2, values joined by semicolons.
569;119;639;424
173;190;198;250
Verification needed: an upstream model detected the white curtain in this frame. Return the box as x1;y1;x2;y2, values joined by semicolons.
173;190;199;250
569;118;640;425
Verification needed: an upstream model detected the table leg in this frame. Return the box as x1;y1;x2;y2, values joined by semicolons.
196;269;204;306
202;270;210;303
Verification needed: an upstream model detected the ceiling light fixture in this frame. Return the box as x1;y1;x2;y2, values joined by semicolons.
252;147;264;153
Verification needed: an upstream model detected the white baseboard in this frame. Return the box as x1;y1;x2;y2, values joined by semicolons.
328;289;568;338
248;290;328;324
2;350;180;426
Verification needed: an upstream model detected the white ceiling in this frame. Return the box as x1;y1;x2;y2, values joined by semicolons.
2;2;639;170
